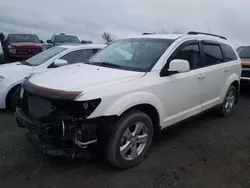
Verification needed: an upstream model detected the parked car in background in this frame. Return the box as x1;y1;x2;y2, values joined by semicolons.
45;33;83;49
16;32;241;169
2;34;43;61
237;46;250;81
0;44;105;109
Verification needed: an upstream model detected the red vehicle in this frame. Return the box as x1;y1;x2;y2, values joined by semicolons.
2;34;43;61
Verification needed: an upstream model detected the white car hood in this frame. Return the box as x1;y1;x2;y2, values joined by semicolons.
28;63;145;94
0;62;33;76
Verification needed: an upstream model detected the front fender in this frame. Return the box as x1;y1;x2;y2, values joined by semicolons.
220;73;240;104
102;92;165;125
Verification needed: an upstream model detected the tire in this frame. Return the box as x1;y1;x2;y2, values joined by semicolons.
105;110;154;169
7;86;21;109
218;85;237;117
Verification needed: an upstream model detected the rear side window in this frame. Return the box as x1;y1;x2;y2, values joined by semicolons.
60;49;97;64
221;44;237;61
203;44;223;66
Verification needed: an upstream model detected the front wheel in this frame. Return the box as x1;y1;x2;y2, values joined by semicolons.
218;85;237;117
106;110;154;169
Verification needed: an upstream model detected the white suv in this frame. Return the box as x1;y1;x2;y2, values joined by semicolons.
16;32;241;169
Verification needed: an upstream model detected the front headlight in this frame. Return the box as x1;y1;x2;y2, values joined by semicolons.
9;48;16;54
82;99;101;116
0;76;4;82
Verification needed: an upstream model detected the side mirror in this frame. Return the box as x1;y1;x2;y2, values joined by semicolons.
168;59;190;73
81;40;93;44
54;59;68;67
40;40;44;43
47;39;53;43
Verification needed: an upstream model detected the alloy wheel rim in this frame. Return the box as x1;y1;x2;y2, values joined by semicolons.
225;90;235;113
120;122;148;161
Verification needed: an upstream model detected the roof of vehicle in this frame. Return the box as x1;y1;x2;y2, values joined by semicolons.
128;34;184;40
128;32;230;44
53;34;78;37
8;33;38;36
59;43;106;50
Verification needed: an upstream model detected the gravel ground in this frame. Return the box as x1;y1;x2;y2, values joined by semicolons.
0;85;250;188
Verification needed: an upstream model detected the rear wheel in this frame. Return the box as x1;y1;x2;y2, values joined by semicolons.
218;85;236;117
105;110;153;169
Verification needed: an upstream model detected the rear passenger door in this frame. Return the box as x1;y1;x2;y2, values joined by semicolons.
198;41;234;111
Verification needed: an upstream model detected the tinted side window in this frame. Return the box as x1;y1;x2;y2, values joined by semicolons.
60;49;95;64
221;44;237;61
173;44;200;70
203;44;223;66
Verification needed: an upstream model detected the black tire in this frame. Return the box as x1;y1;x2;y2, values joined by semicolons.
217;85;237;117
7;86;21;109
105;110;154;169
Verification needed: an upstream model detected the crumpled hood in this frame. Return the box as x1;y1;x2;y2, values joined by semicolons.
0;62;33;77
28;63;145;94
10;42;42;48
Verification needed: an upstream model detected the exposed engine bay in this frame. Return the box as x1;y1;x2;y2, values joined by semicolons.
16;80;106;156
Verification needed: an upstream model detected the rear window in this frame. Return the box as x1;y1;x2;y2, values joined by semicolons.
221;44;237;61
237;46;250;59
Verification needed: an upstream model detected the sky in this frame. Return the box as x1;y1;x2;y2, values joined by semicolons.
0;0;250;47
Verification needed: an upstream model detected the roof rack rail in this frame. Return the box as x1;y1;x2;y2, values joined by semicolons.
187;31;227;40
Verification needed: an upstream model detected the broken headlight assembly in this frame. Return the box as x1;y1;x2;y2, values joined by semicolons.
82;98;101;117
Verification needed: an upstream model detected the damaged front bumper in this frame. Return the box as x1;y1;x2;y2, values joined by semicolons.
16;107;98;155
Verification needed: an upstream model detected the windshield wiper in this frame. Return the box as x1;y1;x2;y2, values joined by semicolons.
89;61;123;68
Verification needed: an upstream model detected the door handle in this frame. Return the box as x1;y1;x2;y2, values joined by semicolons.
224;68;230;72
198;74;206;80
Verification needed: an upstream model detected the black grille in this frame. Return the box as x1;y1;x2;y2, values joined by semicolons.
242;65;250;69
242;70;250;78
16;48;42;55
18;90;51;119
18;89;87;121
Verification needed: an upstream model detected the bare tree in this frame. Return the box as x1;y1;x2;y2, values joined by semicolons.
102;32;113;43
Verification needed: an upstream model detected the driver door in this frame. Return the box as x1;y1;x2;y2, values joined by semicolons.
162;41;204;127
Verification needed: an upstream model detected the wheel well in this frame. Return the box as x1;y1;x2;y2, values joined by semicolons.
231;81;239;103
123;104;161;136
6;84;20;108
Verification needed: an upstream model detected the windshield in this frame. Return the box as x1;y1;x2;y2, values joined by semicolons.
9;34;40;43
88;38;174;71
54;35;80;43
25;47;66;66
237;47;250;58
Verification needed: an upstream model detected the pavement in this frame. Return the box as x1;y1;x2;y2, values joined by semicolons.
0;86;250;188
